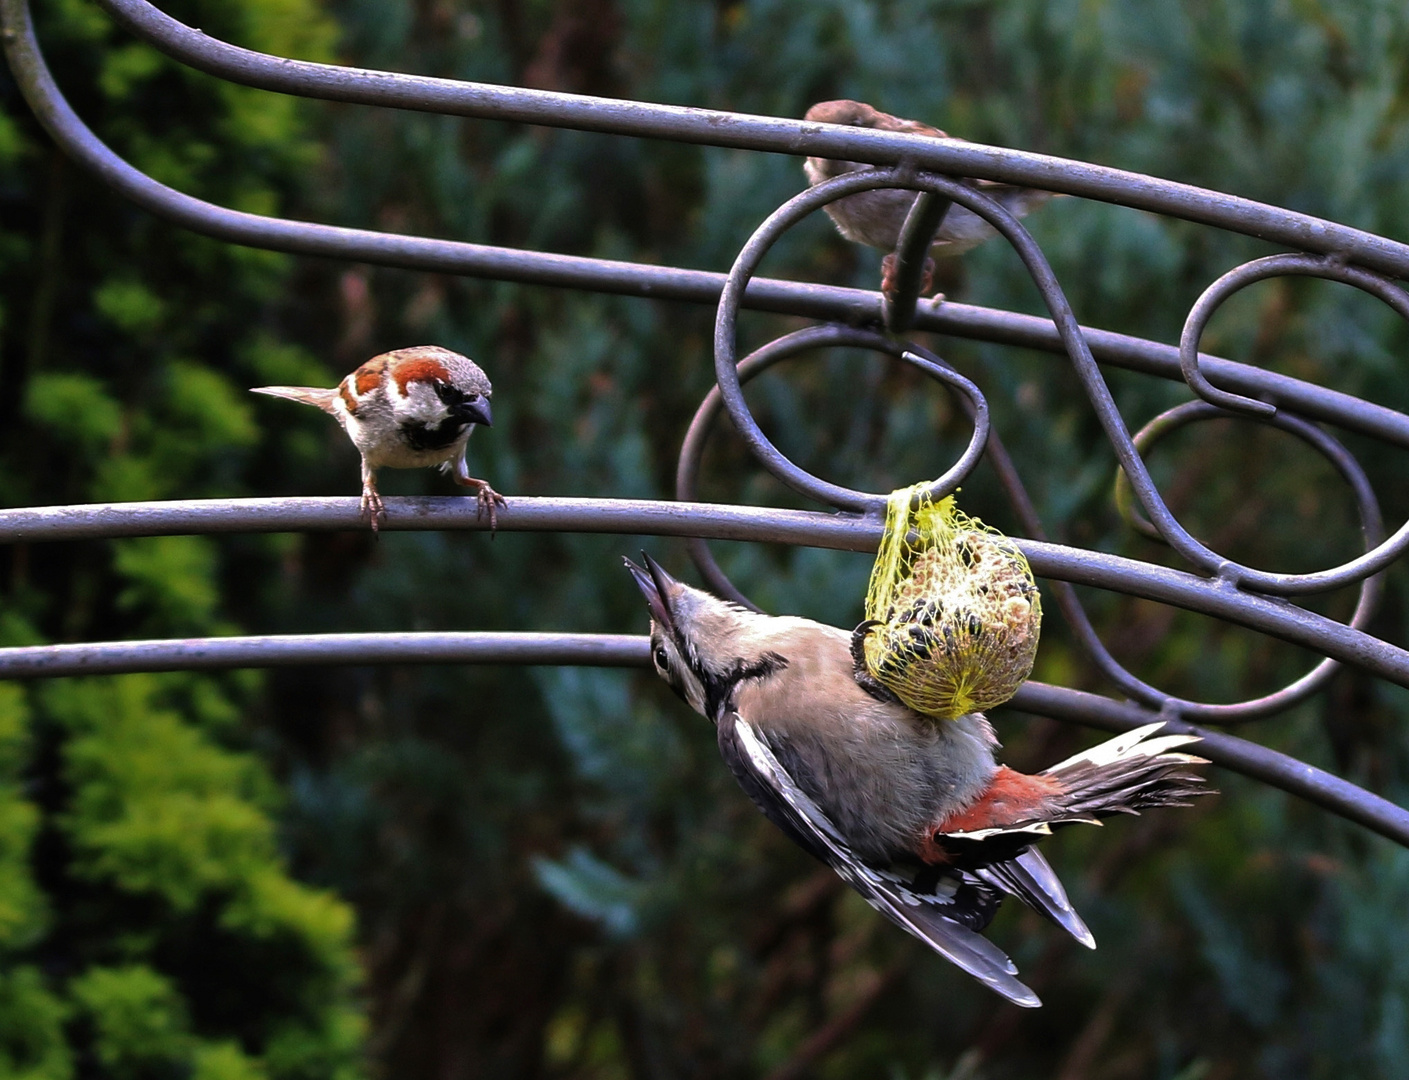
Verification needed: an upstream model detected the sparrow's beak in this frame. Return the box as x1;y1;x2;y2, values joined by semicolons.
624;553;677;632
460;396;493;427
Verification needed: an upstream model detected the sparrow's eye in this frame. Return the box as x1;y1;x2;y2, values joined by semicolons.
653;645;670;671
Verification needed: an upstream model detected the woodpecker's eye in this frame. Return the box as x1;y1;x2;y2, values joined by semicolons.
653;645;670;671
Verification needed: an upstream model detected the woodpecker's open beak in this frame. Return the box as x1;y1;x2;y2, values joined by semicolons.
459;396;493;427
623;553;678;632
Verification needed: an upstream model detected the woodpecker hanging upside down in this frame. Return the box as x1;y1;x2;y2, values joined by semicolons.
252;345;504;532
625;555;1209;1007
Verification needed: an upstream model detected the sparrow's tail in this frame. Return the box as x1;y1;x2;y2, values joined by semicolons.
250;385;340;414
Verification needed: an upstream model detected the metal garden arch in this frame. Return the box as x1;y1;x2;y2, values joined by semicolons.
4;0;1409;850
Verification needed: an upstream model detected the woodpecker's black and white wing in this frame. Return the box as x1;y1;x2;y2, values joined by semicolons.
718;713;1041;1008
969;848;1095;949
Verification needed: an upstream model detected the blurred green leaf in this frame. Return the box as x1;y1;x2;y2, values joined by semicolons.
69;965;190;1078
0;968;71;1080
23;373;122;454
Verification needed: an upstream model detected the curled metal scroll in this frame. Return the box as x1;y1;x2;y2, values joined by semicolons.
1108;401;1388;720
712;170;1016;516
676;324;990;608
1163;253;1409;594
711;169;1409;602
1180;253;1409;416
710;164;1285;604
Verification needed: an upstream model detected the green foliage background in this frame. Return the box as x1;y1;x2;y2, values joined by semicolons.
4;0;1409;1077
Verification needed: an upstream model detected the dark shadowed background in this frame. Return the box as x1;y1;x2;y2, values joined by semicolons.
3;0;1409;1077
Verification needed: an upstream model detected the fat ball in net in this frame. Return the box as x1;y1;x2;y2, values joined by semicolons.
860;487;1041;720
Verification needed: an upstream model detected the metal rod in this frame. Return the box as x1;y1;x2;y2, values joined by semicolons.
0;495;875;546
1179;254;1409;417
933;304;1409;449
0;495;1403;689
85;0;1409;279
883;191;951;333
0;632;649;676
701;300;991;513
0;622;1399;846
1112;401;1401;598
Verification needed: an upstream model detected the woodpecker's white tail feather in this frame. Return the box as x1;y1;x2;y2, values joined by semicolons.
250;385;340;414
1045;721;1202;772
936;724;1208;950
1040;722;1209;820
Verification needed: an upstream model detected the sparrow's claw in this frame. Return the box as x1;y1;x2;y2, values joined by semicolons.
360;486;387;534
880;252;899;298
880;253;938;303
477;484;507;531
454;476;506;533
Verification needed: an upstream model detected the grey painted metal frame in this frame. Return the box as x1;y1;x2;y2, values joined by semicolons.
4;0;1409;849
7;0;1409;445
0;496;1403;688
0;630;1401;845
68;0;1409;277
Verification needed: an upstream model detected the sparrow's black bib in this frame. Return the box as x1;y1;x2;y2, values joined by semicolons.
401;415;471;452
401;383;483;451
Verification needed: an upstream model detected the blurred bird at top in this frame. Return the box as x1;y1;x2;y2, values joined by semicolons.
252;345;504;531
626;555;1209;1007
803;99;1055;298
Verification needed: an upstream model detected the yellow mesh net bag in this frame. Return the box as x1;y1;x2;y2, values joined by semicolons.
860;486;1042;720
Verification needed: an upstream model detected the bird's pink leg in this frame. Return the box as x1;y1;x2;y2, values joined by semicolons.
879;252;938;301
359;460;386;533
453;456;506;531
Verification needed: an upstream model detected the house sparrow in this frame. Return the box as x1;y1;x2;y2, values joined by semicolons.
803;99;1055;297
252;345;504;531
626;555;1207;1007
